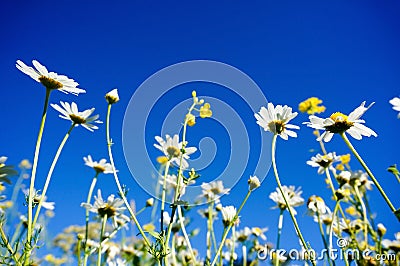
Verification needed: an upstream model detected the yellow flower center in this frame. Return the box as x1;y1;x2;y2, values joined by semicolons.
69;114;86;124
93;165;106;173
167;146;181;158
325;112;353;133
98;204;116;217
38;76;63;90
317;155;333;168
268;120;285;134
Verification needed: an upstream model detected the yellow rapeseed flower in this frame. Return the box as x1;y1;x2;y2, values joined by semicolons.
200;103;212;118
299;97;326;115
156;156;169;165
186;113;196;126
340;154;351;164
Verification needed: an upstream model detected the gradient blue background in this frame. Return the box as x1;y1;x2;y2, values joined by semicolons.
1;0;400;264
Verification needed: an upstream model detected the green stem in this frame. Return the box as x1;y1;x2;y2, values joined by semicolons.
211;190;252;266
160;160;171;232
177;206;197;263
317;212;333;266
98;214;107;266
0;223;21;266
230;226;236;266
354;185;368;245
83;173;99;266
77;234;83;266
340;133;397;216
106;104;151;249
25;88;51;264
271;135;316;266
32;123;75;229
206;202;213;262
275;209;284;266
242;245;247;266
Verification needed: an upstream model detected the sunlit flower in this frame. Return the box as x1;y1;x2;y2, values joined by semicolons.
159;174;194;196
16;60;85;95
312;207;333;225
381;232;400;252
154;134;197;169
81;189;129;228
200;103;212;118
269;185;304;215
251;226;268;241
349;170;373;191
0;156;18;184
307;152;340;174
307;195;329;214
248;175;261;191
51;101;102;131
200;180;230;201
24;188;55;210
389;97;400;118
298;97;326;114
377;223;387;237
84;155;113;174
105;88;120;105
223;251;238;262
18;159;32;170
221;205;237;227
304;101;377;142
186;113;196;126
235;227;252;242
255;103;299;140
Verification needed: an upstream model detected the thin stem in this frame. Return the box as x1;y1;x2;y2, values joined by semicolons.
206;202;213;262
0;223;21;266
98;214;107;266
160;160;171;232
26;88;51;262
340;133;397;215
242;245;247;266
354;186;368;245
271;135;316;266
275;209;284;266
77;235;83;266
211;190;252;266
32;123;75;229
106;104;151;249
230;226;236;266
83;173;99;266
177;206;197;263
316;212;333;266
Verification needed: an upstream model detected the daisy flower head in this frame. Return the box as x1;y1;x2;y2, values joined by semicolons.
83;155;113;174
154;134;197;169
307;152;340;174
16;60;85;95
23;188;55;210
269;185;304;215
248;175;261;191
304;101;377;142
298;97;326;115
200;180;230;202
51;101;102;131
221;205;237;227
105;88;120;105
307;195;329;214
0;156;18;184
255;102;299;140
389;97;400;118
81;189;129;228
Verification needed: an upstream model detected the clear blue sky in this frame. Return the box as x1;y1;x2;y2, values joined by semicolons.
1;0;400;264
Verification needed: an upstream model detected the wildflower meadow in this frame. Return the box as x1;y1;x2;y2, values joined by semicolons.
1;1;400;266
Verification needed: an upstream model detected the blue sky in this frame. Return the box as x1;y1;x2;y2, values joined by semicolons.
1;0;400;264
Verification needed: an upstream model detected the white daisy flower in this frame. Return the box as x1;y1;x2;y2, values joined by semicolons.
306;152;340;174
0;156;18;184
81;189;130;228
23;188;55;210
200;180;230;201
389;97;400;118
251;226;268;241
16;60;85;95
269;185;304;215
83;155;113;174
307;195;329;214
255;102;299;140
159;174;193;196
312;207;333;226
154;134;197;169
349;170;373;191
51;101;102;131
304;101;377;142
105;88;120;105
221;205;237;227
235;227;252;242
248;175;261;191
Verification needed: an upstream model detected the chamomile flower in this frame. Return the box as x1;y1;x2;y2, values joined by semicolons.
251;226;268;241
307;195;329;214
269;185;304;215
304;101;377;142
159;174;194;196
105;89;120;105
307;152;340;174
389;97;400;118
51;101;102;131
221;205;237;227
248;175;261;191
200;180;230;201
0;156;18;184
81;189;129;228
235;227;252;242
84;155;113;174
255;103;299;140
23;188;55;210
16;60;85;95
154;134;197;169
